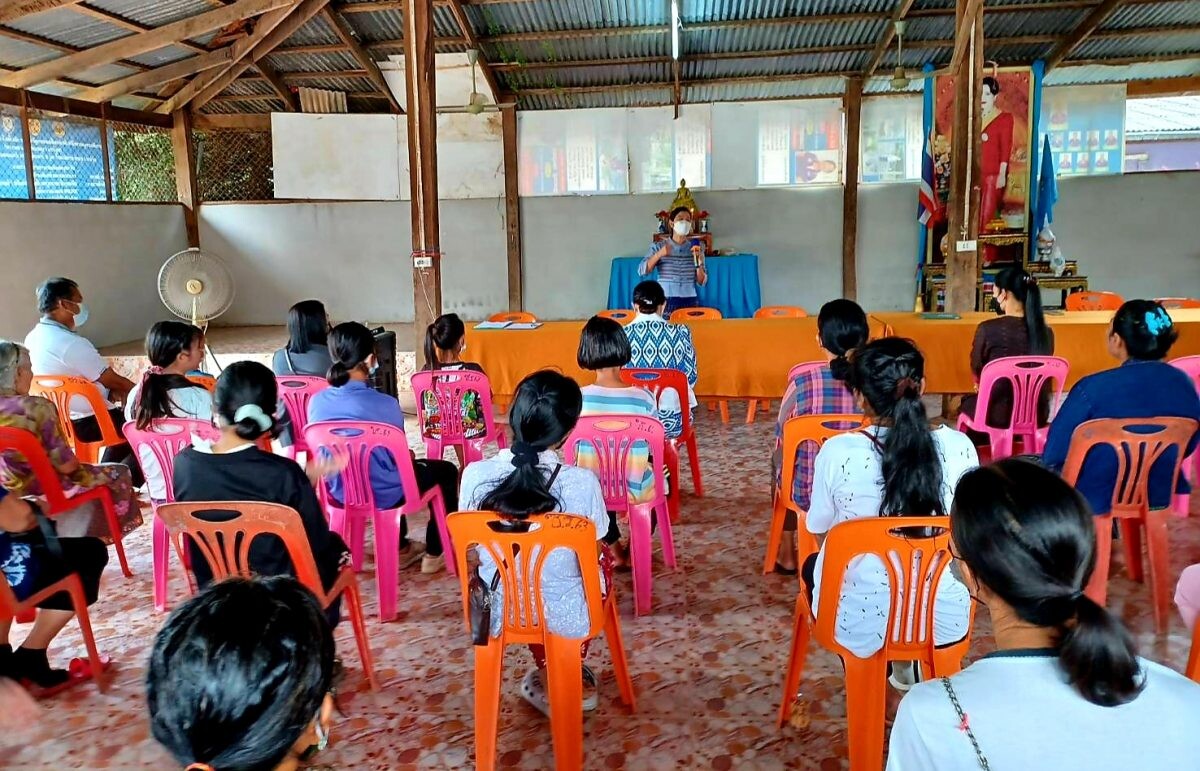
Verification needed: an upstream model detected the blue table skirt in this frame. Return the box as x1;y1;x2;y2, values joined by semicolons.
606;253;762;319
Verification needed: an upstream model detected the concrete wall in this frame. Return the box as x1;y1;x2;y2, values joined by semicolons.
0;202;189;347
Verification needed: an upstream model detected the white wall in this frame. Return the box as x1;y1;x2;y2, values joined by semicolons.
0;202;189;347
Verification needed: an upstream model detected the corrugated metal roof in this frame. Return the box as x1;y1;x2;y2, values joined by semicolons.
87;0;215;29
1126;94;1200;132
1045;57;1200;86
284;15;339;46
73;62;139;85
288;74;375;93
340;7;459;43
1101;2;1200;31
1073;30;1200;60
502;62;668;90
6;10;128;49
483;36;669;64
126;45;194;68
465;0;667;35
864;76;923;95
683;0;895;21
225;78;276;96
683;50;867;79
687;75;847;103
516;85;671;110
684;20;887;53
0;37;61;69
265;50;358;73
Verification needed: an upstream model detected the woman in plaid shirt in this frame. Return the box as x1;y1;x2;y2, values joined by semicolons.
770;300;868;574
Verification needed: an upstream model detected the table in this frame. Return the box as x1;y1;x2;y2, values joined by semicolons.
465;317;887;400
606;253;762;319
872;309;1200;393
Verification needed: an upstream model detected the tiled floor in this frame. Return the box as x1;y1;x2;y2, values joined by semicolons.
5;408;1199;770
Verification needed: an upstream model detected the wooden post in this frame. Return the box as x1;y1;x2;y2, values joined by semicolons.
841;76;863;301
404;0;442;347
98;103;113;201
19;90;34;199
171;109;200;248
944;0;983;313
501;104;523;311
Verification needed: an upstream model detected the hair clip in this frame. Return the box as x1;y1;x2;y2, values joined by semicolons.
1144;309;1172;335
233;403;272;431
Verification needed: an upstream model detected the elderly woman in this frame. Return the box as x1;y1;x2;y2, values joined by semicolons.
0;341;141;541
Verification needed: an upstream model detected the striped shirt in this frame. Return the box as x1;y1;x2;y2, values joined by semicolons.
638;238;699;299
575;385;658;503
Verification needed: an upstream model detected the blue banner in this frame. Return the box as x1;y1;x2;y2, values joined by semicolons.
0;114;111;201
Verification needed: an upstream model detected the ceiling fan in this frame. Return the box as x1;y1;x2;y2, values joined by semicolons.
890;20;911;90
437;49;516;114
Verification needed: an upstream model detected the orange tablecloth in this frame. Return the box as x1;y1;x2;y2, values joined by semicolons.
872;310;1200;393
465;317;888;399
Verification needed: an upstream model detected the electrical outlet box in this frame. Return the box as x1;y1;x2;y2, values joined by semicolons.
955;240;977;252
413;255;433;268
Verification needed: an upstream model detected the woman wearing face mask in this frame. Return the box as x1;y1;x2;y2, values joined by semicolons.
638;206;708;316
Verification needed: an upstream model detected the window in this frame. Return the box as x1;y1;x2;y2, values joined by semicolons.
1041;84;1125;177
1124;95;1200;173
860;96;923;183
755;99;842;186
629;105;711;193
517;109;628;196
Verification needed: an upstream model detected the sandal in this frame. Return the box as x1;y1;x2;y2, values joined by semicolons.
773;562;799;577
399;542;427;570
520;667;600;716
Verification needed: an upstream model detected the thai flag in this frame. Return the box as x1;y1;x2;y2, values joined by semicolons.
918;130;939;227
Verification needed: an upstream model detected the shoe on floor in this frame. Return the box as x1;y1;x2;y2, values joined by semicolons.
520;667;600;715
421;553;445;574
10;647;69;690
400;542;427;570
888;661;918;692
582;665;599;712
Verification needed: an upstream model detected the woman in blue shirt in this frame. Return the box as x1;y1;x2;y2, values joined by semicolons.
1043;300;1200;515
638;207;708;316
307;322;459;574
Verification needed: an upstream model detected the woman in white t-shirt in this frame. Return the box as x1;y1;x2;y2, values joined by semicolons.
888;459;1200;769
126;321;212;501
805;337;976;664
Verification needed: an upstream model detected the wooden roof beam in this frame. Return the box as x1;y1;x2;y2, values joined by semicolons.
75;46;234;102
1047;0;1127;71
482;12;891;44
270;36;464;55
252;58;297;110
863;0;917;78
443;0;500;103
0;23;154;75
70;4;211;56
321;6;403;112
949;0;984;74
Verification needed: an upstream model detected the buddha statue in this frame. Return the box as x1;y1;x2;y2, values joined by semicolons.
670;179;697;213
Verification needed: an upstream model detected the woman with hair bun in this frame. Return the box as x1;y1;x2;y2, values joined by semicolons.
888;459;1200;769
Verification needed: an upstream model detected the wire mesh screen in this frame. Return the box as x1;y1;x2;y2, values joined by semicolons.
27;109;109;201
0;104;28;199
111;121;175;202
193;128;273;201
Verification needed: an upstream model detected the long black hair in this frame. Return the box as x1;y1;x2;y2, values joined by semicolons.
215;361;279;441
817;299;869;382
423;313;466;371
952;459;1143;707
847;337;942;516
134;321;205;430
327;322;376;387
147;576;335;771
478;370;582;520
1112;300;1178;361
995;266;1052;355
286;300;329;354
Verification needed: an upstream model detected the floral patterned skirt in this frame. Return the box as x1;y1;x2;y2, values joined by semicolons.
50;463;143;542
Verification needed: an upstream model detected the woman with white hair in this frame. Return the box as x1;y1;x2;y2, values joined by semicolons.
0;341;141;542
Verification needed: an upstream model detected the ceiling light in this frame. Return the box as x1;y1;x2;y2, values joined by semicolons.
671;0;681;61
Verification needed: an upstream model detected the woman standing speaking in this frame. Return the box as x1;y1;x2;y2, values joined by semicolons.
638;206;708;316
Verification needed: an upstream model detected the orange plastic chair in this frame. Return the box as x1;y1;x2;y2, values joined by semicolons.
754;306;808;319
1065;290;1124;312
763;414;865;574
1156;297;1200;310
488;311;538;324
669;306;722;323
596;309;635;325
0;570;106;693
186;375;217;393
0;426;132;578
620;367;705;520
449;510;636;771
777;516;972;771
155;501;379;691
1061;417;1197;632
29;375;125;464
1188;615;1200;683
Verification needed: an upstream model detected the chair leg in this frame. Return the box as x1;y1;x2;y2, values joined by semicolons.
657;504;678;570
152;515;170;613
1086;516;1114;607
718;401;730;423
473;640;505;771
430;497;457;578
1144;508;1172;634
746;400;757;424
100;494;132;578
603;597;636;709
763;495;787;575
777;594;811;728
629;506;654;616
1119;518;1144;583
843;656;888;771
69;579;106;693
544;635;585;771
374;512;402;622
685;434;704;497
343;578;379;691
665;443;681;524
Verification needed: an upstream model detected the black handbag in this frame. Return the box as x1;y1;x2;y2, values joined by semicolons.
468;567;502;646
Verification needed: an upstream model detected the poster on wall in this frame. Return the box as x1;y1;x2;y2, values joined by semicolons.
518;109;628;196
756;99;842;186
1041;84;1126;177
0;112;110;200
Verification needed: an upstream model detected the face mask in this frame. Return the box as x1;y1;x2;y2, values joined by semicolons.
990;296;1003;316
69;301;89;328
673;220;692;237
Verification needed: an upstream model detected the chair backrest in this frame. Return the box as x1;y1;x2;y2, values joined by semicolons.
755;306;808;319
778;414;866;506
814;516;957;658
1156;298;1200;310
973;356;1069;433
29;374;121;448
276;375;329;448
619;367;693;437
186;375;217;393
669;306;722;322
449;510;605;642
1061;417;1198;517
1065;290;1124;312
0;426;80;513
1172;355;1200;394
303;421;419;510
121;418;219;503
597;309;636;325
155;500;326;599
563;415;667;511
488;311;538;324
410;369;501;444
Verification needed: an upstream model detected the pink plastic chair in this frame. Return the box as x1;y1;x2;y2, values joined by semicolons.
304;420;454;622
276;376;329;461
410;370;506;466
1172;355;1200;515
564;415;677;615
122;418;219;612
956;356;1068;460
619;367;704;523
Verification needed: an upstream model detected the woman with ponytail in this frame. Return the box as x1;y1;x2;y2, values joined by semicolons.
770;298;868;574
173;362;349;625
126;321;210;501
959;266;1056;434
888;459;1200;769
458;370;611;717
805;338;976;671
420;313;486;450
308;322;459;574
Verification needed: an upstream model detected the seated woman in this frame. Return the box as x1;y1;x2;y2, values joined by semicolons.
1042;300;1200;516
124;321;212;503
623;280;699;438
307;322;458;575
458;370;611;717
172;361;350;626
888;459;1200;769
419;313;486;448
806;338;976;677
0;488;108;693
147;576;336;771
770;298;868;574
959;266;1055;436
0;341;141;541
272;300;333;449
